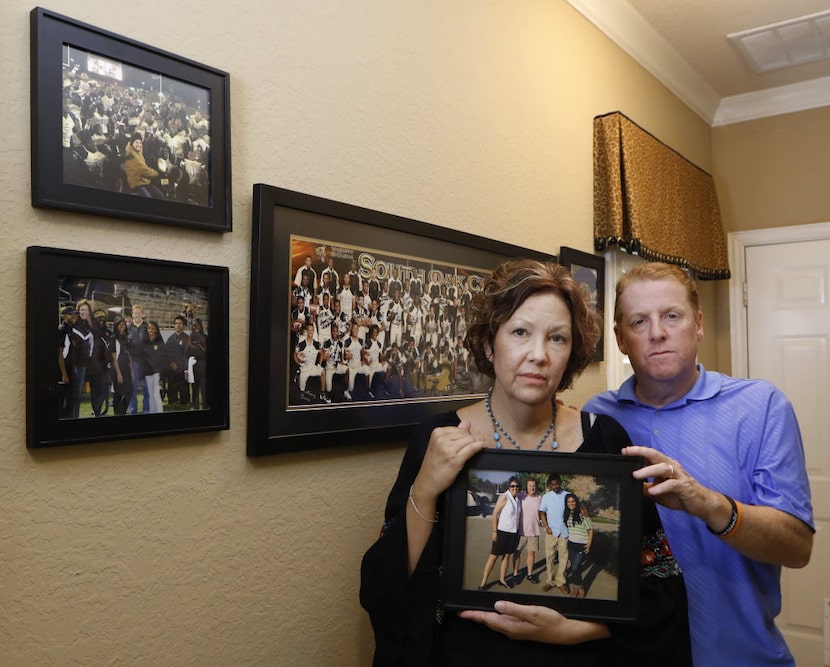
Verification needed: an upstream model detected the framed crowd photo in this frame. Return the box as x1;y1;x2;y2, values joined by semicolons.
30;7;232;232
559;247;606;361
247;184;556;456
26;246;230;449
442;449;643;623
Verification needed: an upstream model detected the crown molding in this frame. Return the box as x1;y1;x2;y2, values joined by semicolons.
565;0;720;124
713;76;830;125
566;0;830;127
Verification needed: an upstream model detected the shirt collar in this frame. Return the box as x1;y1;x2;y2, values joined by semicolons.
618;364;722;408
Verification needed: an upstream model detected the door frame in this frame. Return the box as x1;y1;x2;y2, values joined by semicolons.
728;221;830;376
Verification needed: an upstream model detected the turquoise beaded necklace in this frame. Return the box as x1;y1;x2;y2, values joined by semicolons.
484;387;558;450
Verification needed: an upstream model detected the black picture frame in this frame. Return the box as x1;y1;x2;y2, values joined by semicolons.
559;247;605;361
247;184;556;456
27;246;230;448
30;7;232;232
442;449;643;623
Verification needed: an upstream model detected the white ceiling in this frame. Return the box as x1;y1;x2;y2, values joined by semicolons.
567;0;830;125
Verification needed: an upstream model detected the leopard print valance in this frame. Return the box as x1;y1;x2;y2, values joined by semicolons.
593;112;730;280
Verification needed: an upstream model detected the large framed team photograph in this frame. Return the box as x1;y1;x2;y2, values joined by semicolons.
247;184;556;456
26;246;230;449
30;7;232;232
442;449;643;623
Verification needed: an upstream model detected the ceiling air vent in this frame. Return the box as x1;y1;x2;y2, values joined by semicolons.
728;9;830;73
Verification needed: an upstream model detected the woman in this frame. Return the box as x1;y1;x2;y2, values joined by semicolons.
76;300;93;328
360;259;691;665
142;320;166;413
478;476;521;590
66;300;94;419
110;317;134;416
563;493;593;598
124;133;163;198
88;309;114;417
188;318;208;410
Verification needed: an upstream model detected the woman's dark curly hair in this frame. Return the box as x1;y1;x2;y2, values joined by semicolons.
464;258;601;392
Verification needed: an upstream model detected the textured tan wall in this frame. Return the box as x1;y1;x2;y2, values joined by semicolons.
1;1;711;664
713;107;830;233
709;106;830;373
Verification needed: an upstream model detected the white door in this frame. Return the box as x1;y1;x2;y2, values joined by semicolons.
743;236;830;665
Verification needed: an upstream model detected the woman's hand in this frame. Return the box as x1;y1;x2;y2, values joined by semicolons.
406;420;487;574
411;420;487;502
459;600;609;645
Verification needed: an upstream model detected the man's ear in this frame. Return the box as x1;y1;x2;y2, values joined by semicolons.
614;324;628;356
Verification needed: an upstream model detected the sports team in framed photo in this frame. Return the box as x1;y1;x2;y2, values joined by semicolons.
287;236;492;407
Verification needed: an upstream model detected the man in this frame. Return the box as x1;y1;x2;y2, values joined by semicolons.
315;292;334;349
292;273;312;307
360;324;386;397
387;267;402;302
367;297;387;350
338;272;355;319
127;304;150;414
352;293;371;342
317;272;334;302
512;477;542;584
385;289;405;350
294;322;329;403
366;268;381;303
293;255;317;291
343;321;365;401
290;294;312;354
320;256;339;294
538;474;569;594
164;315;191;408
322;322;348;401
331;297;351;339
57;306;78;419
584;262;814;667
346;260;362;295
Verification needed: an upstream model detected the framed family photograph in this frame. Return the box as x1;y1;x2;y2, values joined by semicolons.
442;449;643;623
247;184;556;456
559;247;605;361
26;246;230;448
30;7;232;231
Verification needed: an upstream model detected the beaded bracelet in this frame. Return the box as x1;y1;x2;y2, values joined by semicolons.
408;485;438;524
707;493;742;540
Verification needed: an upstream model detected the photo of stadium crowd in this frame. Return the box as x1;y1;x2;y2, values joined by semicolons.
57;276;209;420
61;45;211;206
288;236;493;407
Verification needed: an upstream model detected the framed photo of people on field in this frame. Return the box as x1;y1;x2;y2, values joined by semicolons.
442;449;643;623
559;247;605;361
30;7;232;231
247;184;556;456
26;246;229;448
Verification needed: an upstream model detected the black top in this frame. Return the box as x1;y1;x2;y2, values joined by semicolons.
360;411;691;667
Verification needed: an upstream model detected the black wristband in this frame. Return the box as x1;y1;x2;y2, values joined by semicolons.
707;493;738;536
